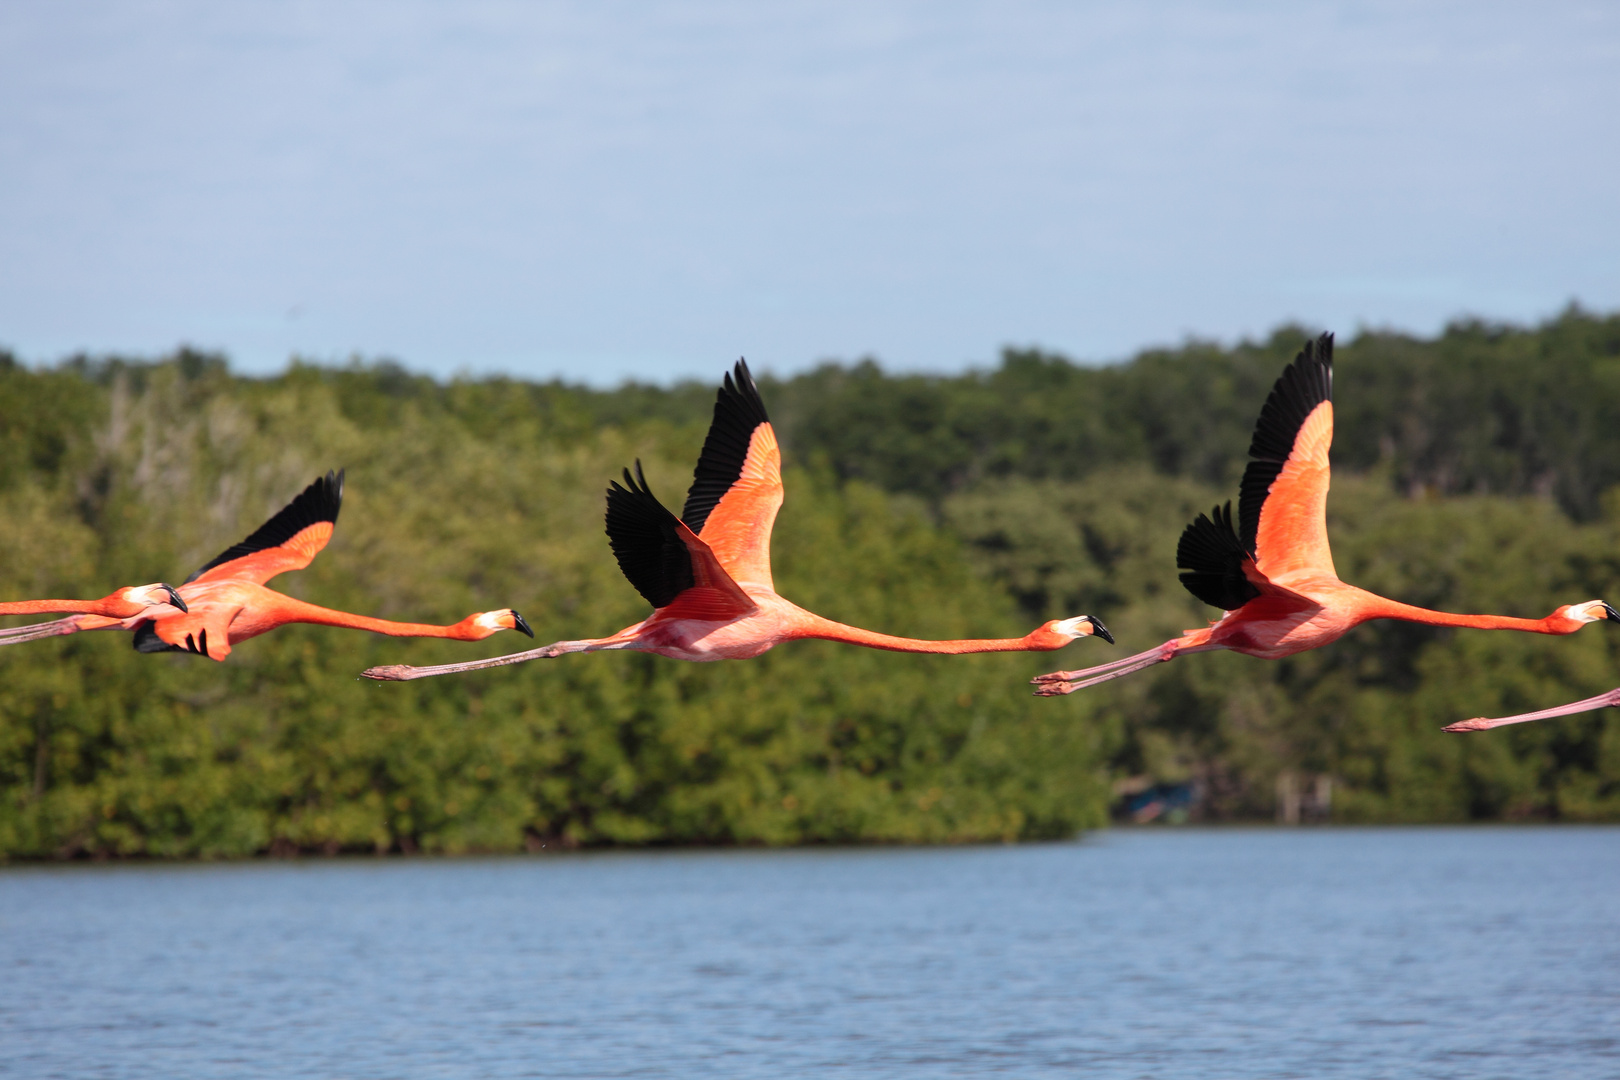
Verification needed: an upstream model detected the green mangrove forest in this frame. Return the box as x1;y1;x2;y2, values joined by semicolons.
2;306;1619;857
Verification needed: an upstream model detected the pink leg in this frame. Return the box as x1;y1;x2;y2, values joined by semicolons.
361;638;608;682
0;616;88;646
1031;643;1177;696
1443;688;1620;732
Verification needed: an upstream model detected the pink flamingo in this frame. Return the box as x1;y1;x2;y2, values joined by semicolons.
361;360;1111;682
1032;334;1618;696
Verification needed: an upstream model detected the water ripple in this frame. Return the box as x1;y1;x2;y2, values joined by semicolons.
2;827;1618;1078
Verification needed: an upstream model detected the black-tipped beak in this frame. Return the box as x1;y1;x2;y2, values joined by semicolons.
1086;616;1115;645
1604;601;1620;623
162;584;188;614
511;610;535;638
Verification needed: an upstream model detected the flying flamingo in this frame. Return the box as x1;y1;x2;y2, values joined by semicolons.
361;360;1112;682
2;470;533;660
1443;691;1620;733
1032;334;1618;696
0;584;188;646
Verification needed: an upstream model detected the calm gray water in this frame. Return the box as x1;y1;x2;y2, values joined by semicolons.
2;827;1617;1079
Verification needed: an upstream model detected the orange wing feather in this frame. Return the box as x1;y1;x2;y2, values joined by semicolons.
189;521;334;587
1237;336;1337;585
1251;400;1335;583
187;470;343;587
679;361;783;589
695;422;782;588
659;518;758;621
137;610;235;659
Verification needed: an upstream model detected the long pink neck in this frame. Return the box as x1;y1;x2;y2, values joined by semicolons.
0;598;115;616
1360;594;1556;634
787;612;1056;654
270;596;480;639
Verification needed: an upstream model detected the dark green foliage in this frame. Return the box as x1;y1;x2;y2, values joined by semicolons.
774;308;1620;519
3;306;1620;857
946;471;1620;822
0;364;1110;856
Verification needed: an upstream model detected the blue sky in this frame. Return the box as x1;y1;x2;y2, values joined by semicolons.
1;1;1615;384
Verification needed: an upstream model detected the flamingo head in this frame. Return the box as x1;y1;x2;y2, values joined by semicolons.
1040;615;1114;647
470;609;535;640
120;583;188;614
1558;600;1620;628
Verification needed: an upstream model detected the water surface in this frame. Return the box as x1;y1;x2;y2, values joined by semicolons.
3;827;1617;1078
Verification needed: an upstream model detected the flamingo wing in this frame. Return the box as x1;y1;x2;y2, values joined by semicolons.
607;461;758;622
186;470;344;587
1177;502;1262;610
678;360;782;589
1176;501;1316;612
133;616;231;660
1237;333;1336;583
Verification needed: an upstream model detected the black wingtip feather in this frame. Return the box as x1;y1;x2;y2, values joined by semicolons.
680;359;771;535
606;461;696;609
1176;502;1262;611
1236;334;1332;555
133;622;182;654
186;469;345;583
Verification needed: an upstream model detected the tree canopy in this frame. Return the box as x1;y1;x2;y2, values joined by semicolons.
2;306;1618;857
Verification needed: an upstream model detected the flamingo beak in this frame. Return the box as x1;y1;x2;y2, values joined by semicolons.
1084;616;1115;645
162;584;189;614
1603;601;1620;623
510;610;535;638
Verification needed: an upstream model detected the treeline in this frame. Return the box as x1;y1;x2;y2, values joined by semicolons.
1;307;1618;857
0;358;1108;857
773;309;1620;517
38;306;1620;516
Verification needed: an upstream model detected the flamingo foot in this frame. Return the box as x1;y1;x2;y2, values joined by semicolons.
361;641;581;682
1442;688;1620;733
361;664;421;682
0;616;84;646
1031;644;1176;695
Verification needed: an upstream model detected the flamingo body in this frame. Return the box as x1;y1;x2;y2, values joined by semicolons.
506;584;1094;665
1033;335;1616;696
363;361;1110;682
1192;580;1590;663
136;580;526;661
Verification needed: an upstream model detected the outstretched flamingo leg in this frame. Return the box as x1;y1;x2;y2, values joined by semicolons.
1030;643;1179;696
0;616;94;646
362;637;630;682
1443;688;1620;733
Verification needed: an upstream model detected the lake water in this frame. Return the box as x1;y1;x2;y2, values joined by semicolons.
2;827;1617;1079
